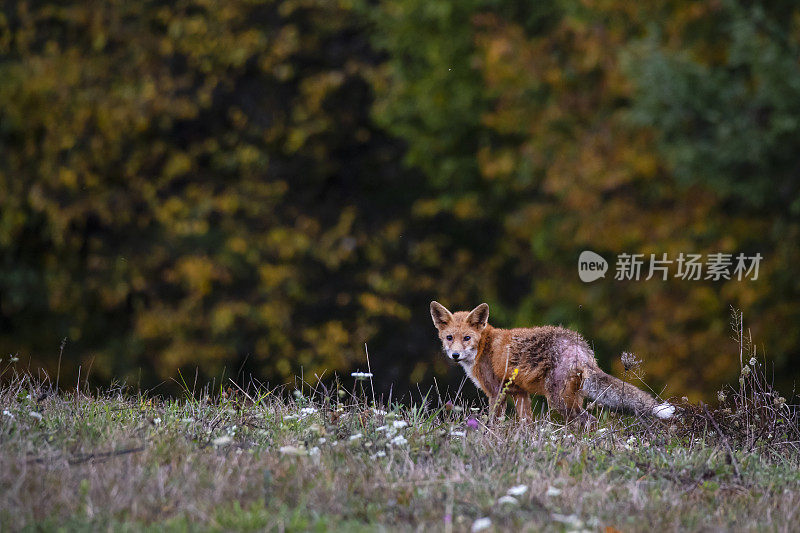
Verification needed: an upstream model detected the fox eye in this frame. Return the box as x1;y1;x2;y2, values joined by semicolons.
446;335;453;341
463;335;470;341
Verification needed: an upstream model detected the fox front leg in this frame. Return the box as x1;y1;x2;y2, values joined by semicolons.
488;394;507;420
513;394;532;421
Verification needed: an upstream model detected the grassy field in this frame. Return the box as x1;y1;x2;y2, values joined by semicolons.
1;361;799;533
2;312;799;533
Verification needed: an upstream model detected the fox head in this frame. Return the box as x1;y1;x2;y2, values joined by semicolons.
430;301;490;365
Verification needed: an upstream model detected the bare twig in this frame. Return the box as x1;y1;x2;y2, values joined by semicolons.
702;403;741;480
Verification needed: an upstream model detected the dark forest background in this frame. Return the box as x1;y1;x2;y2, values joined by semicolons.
1;0;799;401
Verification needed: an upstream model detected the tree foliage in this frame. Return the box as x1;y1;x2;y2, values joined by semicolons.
1;0;798;399
369;0;800;397
0;0;432;388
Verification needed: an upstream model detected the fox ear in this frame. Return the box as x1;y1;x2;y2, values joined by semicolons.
430;301;453;329
466;303;489;329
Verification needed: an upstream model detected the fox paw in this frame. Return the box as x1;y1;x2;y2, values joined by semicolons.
568;412;597;431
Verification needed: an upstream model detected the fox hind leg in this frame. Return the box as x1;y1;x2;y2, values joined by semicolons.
547;368;597;430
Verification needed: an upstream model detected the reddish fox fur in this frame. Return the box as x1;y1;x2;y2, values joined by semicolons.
430;301;674;423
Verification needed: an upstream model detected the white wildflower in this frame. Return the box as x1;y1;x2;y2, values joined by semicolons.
507;484;528;496
279;445;307;456
551;513;583;528
390;435;408;446
349;433;363;442
318;437;327;444
377;424;397;437
283;414;299;421
749;357;757;366
351;371;373;380
308;446;320;456
546;486;562;497
153;417;162;424
292;390;303;399
450;430;466;437
497;495;518;505
212;435;233;446
471;517;492;532
392;420;408;429
372;408;387;415
3;410;14;419
587;516;602;529
29;411;43;421
626;436;637;446
372;450;387;459
299;407;317;417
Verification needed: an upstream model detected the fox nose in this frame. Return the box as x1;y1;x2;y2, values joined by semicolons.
451;352;461;360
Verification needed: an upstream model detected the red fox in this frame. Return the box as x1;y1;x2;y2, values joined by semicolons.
430;301;675;423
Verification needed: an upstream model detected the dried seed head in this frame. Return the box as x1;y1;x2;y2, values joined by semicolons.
621;352;642;372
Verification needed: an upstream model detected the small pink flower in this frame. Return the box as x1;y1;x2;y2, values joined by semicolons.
466;417;479;430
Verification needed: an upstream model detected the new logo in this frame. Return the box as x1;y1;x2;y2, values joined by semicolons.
578;250;608;282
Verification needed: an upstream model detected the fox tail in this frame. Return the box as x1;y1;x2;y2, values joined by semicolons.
582;371;674;419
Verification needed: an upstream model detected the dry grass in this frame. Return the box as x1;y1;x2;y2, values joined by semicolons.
1;315;799;532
